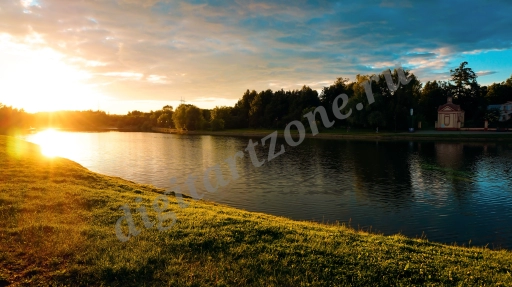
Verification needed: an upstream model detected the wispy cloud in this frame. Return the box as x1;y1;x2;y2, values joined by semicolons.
476;70;497;77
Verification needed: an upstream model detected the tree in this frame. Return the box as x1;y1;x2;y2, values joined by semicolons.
484;108;500;124
210;118;225;131
450;61;478;89
449;62;485;126
486;79;512;105
505;74;512;87
345;74;374;128
248;91;264;128
172;104;204;130
128;110;143;116
320;77;350;125
0;104;28;134
449;61;479;101
419;80;449;124
157;112;173;127
367;111;386;128
286;86;320;124
233;90;257;128
185;105;203;130
172;105;187;129
376;69;421;131
263;89;289;128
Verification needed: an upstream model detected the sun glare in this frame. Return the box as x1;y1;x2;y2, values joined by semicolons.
31;128;81;158
0;33;105;112
33;128;61;157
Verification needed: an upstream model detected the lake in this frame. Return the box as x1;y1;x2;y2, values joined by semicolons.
21;130;512;249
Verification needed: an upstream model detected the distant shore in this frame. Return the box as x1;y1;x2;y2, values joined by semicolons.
172;129;512;142
21;127;512;141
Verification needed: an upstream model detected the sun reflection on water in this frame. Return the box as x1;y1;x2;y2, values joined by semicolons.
31;128;68;157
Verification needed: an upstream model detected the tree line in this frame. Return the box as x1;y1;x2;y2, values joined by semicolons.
1;62;511;135
207;62;512;131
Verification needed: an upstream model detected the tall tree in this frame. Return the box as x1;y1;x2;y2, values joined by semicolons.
286;85;320;124
450;61;478;89
320;78;350;126
263;89;289;128
233;90;257;128
449;62;484;125
248;89;273;128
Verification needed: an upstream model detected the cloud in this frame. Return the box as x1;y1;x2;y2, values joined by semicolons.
476;71;497;77
404;52;437;59
146;74;168;84
101;72;144;80
1;0;512;112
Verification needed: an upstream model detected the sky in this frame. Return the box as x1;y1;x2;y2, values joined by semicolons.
0;0;511;114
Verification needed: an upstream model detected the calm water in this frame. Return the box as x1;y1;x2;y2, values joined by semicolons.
21;131;512;249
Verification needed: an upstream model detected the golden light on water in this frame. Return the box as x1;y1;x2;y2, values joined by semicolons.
31;128;67;157
23;129;92;163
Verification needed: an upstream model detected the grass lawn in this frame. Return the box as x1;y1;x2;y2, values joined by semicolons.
1;135;512;286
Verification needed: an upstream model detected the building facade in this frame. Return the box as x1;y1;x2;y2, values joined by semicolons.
436;97;465;130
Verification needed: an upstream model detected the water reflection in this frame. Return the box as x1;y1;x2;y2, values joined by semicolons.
21;131;512;249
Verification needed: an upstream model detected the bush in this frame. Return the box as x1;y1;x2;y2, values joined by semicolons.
210;118;225;131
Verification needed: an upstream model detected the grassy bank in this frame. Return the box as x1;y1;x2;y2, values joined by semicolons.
183;128;512;142
1;135;512;286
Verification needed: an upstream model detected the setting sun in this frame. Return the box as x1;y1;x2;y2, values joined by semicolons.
0;33;104;113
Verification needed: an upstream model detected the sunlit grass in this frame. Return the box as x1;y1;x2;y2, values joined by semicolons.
1;135;512;286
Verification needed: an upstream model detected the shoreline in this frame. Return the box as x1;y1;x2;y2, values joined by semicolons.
19;127;512;142
171;129;512;142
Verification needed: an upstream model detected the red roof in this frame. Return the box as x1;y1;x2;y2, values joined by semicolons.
438;103;462;111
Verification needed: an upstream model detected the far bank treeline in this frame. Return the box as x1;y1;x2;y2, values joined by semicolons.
1;62;511;134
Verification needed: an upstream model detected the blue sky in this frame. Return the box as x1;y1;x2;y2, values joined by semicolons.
0;0;511;113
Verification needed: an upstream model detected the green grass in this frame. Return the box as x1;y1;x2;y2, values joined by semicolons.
1;135;512;286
